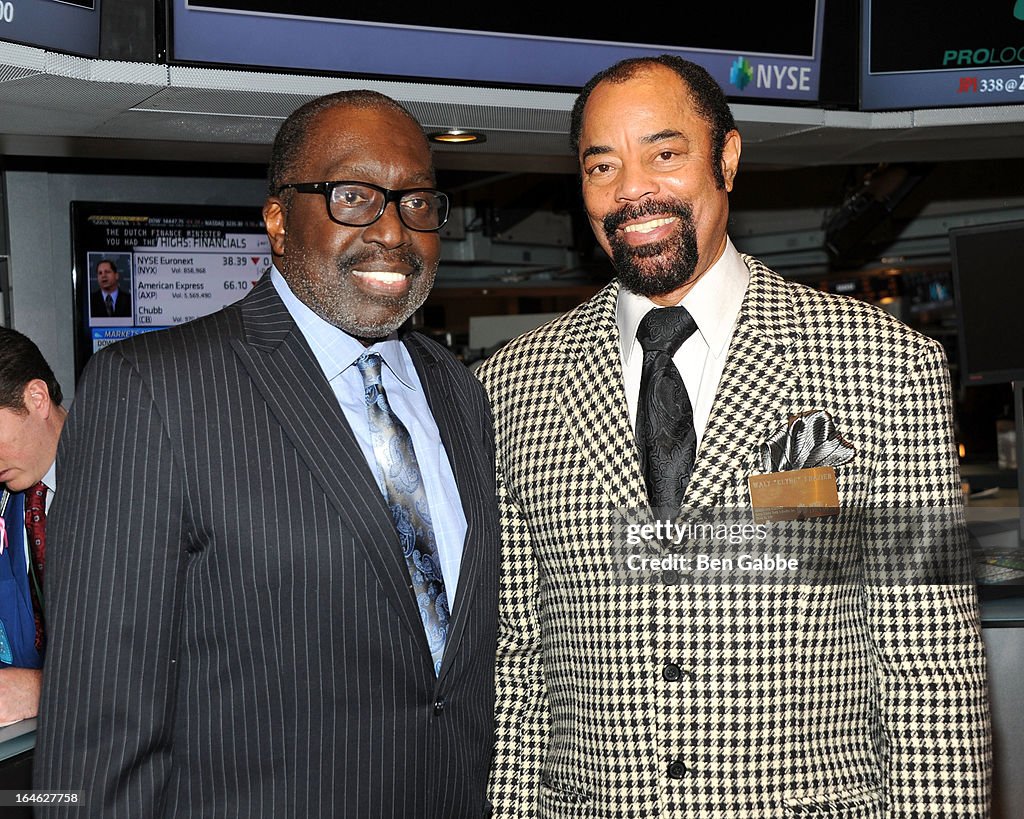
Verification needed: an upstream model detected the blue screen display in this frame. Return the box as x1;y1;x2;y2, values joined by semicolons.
172;0;826;102
861;0;1024;110
0;0;100;57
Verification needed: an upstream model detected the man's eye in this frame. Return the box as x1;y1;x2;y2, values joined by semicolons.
657;151;677;161
334;189;369;207
403;196;429;211
587;163;613;176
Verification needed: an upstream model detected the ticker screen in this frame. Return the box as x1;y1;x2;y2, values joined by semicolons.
950;220;1024;386
0;0;101;56
862;0;1024;109
71;202;269;372
186;0;818;57
171;0;826;102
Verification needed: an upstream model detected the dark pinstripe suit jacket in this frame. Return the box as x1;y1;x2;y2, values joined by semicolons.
34;276;499;818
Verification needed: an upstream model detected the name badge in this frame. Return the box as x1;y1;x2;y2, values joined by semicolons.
748;466;840;524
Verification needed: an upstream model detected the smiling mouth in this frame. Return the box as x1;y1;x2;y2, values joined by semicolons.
621;216;678;235
349;269;417;297
352;270;409;285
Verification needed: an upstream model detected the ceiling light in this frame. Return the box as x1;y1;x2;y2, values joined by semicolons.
428;130;487;145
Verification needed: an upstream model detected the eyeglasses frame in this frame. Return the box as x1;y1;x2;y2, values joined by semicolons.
275;180;450;233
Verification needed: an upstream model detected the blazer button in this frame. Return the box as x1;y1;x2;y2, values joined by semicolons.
661;569;680;585
668;760;688;779
662;663;681;682
433;699;446;715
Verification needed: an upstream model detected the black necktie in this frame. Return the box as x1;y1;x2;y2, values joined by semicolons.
635;306;699;511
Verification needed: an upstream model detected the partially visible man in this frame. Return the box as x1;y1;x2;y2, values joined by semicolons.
89;259;131;318
479;56;989;817
36;90;498;817
0;327;64;725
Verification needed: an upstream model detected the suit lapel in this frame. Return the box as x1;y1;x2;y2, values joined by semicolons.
229;276;429;653
557;283;649;511
685;257;802;511
405;334;490;684
0;488;20;556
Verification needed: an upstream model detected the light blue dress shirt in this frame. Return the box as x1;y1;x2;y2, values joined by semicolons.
271;267;467;606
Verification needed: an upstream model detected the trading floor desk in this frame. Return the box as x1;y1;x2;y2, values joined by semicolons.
971;489;1024;819
0;718;36;817
983;596;1024;819
980;590;1024;819
0;719;35;773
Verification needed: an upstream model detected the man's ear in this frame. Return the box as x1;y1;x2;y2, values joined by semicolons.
263;198;287;257
22;379;52;418
720;129;741;192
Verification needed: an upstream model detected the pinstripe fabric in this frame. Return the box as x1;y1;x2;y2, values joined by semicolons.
477;256;990;819
34;275;498;818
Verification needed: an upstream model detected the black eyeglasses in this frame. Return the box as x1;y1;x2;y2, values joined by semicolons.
276;180;450;232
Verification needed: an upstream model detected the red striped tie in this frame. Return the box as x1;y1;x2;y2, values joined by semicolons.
24;481;47;652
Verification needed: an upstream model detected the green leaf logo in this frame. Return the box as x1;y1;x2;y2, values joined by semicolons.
729;57;753;91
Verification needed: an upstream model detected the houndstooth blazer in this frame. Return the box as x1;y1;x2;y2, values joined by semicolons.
476;255;990;819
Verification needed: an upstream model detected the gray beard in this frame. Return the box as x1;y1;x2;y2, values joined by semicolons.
281;248;435;340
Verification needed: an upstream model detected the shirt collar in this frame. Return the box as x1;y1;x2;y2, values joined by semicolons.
617;237;749;366
270;266;417;391
42;462;56;496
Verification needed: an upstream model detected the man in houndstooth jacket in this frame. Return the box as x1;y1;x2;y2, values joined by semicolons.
476;56;990;818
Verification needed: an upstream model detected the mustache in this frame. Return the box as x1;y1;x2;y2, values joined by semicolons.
602;199;693;238
337;248;425;276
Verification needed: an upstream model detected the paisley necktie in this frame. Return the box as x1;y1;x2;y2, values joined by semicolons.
357;352;449;676
635;307;699;511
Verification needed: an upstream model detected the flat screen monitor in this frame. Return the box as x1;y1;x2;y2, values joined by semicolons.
72;201;269;375
862;0;1024;111
0;0;101;57
949;220;1024;387
169;0;827;103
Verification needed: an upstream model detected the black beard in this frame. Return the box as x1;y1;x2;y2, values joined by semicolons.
603;200;699;299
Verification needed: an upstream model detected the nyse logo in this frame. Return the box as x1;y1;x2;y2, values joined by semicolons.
729;57;753;90
754;63;813;92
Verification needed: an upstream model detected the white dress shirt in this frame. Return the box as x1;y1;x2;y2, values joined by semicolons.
102;290;121;312
617;238;749;449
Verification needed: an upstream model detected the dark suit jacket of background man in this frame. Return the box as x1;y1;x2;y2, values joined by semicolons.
89;287;132;318
36;274;499;818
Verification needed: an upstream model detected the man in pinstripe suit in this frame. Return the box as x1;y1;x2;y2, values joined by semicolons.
477;56;989;817
36;91;499;817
